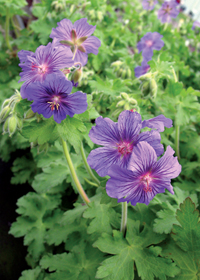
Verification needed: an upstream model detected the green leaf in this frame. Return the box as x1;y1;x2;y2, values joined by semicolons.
21;118;58;145
11;156;36;184
19;267;44;280
40;242;105;280
56;116;86;153
83;200;120;237
162;198;200;279
94;221;179;280
166;81;183;97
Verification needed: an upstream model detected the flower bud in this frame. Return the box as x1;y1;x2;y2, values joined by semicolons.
71;68;82;87
0;106;11;122
25;108;36;119
17;117;23;130
126;68;132;78
116;100;126;107
8;115;18;136
120;92;129;100
2;99;11;108
121;69;127;79
97;11;103;21
124;103;130;110
150;79;158;98
3;118;9;134
129;98;137;105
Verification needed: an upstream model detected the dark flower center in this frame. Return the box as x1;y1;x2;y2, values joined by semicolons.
117;142;133;156
47;96;61;111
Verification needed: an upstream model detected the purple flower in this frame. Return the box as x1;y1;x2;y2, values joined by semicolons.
50;18;101;66
158;0;179;23
87;110;164;177
137;32;164;61
134;60;150;78
142;0;158;11
18;39;74;91
21;73;87;123
142;114;173;132
192;21;200;30
106;141;181;206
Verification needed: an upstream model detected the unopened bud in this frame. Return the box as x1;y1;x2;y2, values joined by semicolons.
129;98;137;105
17;117;23;130
8;115;18;136
25;108;36;119
124;103;130;110
120;92;129;100
2;99;10;108
150;79;158;98
121;69;127;79
111;61;123;67
0;106;11;122
116;100;126;107
126;68;132;78
97;11;103;21
71;68;82;87
117;68;123;77
3;118;9;134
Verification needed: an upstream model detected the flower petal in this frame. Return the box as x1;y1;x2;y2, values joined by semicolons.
117;110;142;142
82;36;101;54
61;91;88;117
89;116;120;146
151;145;181;179
73;18;96;38
142;114;173;132
128;141;157;174
87;147;121;177
50;19;73;41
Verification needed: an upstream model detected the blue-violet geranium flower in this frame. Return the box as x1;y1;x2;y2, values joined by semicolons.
142;0;158;11
157;0;179;23
87;110;168;177
137;32;164;61
50;18;101;66
21;73;87;123
106;141;181;206
134;60;150;78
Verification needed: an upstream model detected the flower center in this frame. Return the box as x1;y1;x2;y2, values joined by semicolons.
146;40;153;47
47;96;60;111
117;142;133;156
141;173;152;193
164;6;172;14
31;63;47;74
148;0;154;6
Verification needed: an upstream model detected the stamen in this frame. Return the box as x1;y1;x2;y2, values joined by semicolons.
47;96;60;111
117;142;133;156
141;173;153;193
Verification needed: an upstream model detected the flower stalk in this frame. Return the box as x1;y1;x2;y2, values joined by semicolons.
61;138;90;206
175;123;180;160
80;142;100;187
121;201;128;237
5;7;12;50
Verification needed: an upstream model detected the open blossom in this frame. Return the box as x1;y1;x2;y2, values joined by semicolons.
134;60;150;78
142;0;158;11
18;39;74;97
87;110;165;177
137;32;164;61
21;73;87;123
50;18;101;66
158;0;179;23
106;141;181;206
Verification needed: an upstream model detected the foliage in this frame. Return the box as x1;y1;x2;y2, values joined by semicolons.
0;0;200;279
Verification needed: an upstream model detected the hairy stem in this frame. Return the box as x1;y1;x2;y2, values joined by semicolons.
121;202;128;237
5;7;12;50
61;138;90;206
175;123;180;160
80;142;100;187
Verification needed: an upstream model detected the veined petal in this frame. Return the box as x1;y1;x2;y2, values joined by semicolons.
151;145;181;179
74;49;88;66
73;18;96;38
128;141;157;174
118;110;142;142
61;91;87;117
136;130;164;157
82;36;101;55
142;114;173;132
87;147;121;177
89;116;120;146
50;19;73;41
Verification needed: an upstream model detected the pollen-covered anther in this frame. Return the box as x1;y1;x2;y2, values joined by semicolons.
117;142;133;156
47;96;60;111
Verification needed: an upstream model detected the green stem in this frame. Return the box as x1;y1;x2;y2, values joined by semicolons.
171;66;178;82
61;138;90;206
175;123;180;160
120;202;128;237
80;142;100;186
5;7;12;50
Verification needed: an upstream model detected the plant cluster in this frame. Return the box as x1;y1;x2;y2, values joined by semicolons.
0;0;200;279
